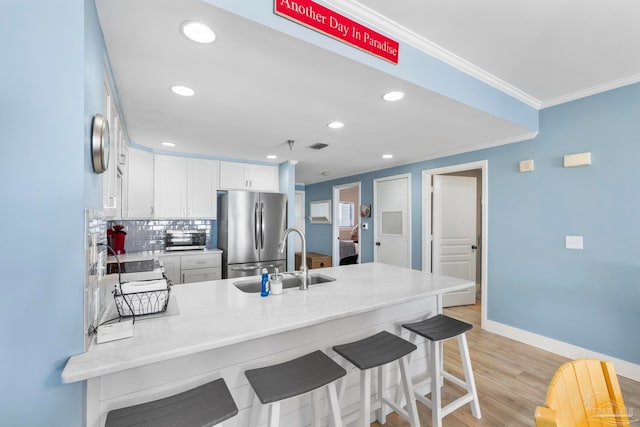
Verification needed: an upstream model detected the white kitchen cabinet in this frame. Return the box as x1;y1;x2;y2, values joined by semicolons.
124;148;154;218
161;252;221;285
219;161;279;192
160;255;181;286
187;158;218;218
154;155;218;219
103;83;120;218
154;155;187;218
182;268;221;284
181;253;222;284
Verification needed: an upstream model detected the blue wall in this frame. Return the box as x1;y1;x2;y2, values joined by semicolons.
306;82;640;364
0;0;108;424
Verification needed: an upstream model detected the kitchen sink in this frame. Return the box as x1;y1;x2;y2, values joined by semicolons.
234;274;336;293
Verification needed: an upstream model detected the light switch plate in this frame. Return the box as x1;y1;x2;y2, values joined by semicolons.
565;235;583;250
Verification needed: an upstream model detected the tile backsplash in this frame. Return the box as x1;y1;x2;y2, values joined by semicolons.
107;219;216;252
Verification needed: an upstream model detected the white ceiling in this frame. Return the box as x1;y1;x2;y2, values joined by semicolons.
96;0;640;184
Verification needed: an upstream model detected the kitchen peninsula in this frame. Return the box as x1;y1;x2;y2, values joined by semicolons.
62;263;474;426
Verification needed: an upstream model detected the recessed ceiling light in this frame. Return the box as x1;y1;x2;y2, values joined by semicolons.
161;142;176;147
382;91;404;102
327;121;344;129
170;85;195;97
266;154;277;159
382;154;393;159
180;21;216;44
321;171;330;176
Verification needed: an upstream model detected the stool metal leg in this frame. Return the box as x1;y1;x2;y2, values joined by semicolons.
458;333;481;419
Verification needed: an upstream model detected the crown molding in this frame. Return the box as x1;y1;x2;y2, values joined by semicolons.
321;0;543;109
307;131;538;185
540;73;640;109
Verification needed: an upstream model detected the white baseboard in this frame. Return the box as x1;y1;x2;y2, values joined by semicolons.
484;319;640;382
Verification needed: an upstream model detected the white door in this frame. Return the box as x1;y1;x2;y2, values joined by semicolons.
433;175;477;306
374;175;410;268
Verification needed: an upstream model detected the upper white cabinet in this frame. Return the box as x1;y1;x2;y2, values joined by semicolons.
219;161;279;192
103;81;119;218
187;158;218;218
154;155;218;219
124;148;154;218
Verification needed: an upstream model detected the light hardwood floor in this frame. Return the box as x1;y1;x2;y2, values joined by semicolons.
372;303;640;426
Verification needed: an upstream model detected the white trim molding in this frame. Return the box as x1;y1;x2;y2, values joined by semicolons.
321;0;542;109
541;72;640;108
484;319;640;382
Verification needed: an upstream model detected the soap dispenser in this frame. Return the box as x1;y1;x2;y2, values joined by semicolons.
270;267;283;295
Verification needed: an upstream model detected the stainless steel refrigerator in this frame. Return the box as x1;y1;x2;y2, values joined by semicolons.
218;191;288;278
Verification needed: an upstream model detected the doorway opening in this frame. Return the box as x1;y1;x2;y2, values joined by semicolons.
332;182;361;266
422;160;488;328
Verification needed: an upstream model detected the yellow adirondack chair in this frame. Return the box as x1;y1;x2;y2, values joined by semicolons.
535;359;630;427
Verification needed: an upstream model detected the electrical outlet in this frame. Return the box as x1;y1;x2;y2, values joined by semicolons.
565;235;583;250
93;288;100;323
90;233;98;264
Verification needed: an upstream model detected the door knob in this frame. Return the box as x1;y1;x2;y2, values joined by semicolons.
375;242;381;246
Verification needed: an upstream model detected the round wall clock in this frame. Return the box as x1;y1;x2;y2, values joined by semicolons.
91;113;110;174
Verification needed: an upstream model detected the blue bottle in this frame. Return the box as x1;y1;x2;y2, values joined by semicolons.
260;268;270;297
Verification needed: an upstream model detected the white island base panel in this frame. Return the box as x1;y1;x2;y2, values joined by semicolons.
89;298;437;426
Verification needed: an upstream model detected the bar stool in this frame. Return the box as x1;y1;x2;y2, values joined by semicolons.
105;378;238;427
244;350;346;427
402;314;481;427
332;331;420;427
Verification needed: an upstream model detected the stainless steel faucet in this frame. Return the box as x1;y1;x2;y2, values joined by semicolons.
279;227;309;290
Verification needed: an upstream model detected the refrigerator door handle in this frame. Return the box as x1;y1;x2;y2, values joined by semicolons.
254;202;260;250
260;202;265;250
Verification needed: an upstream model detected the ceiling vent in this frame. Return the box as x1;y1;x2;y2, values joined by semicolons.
309;142;329;150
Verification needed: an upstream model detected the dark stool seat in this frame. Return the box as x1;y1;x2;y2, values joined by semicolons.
245;350;346;404
244;350;346;426
333;330;417;370
401;314;481;427
105;378;238;427
402;314;472;342
332;331;420;427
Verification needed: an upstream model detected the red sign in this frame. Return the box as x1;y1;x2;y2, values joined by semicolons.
274;0;399;64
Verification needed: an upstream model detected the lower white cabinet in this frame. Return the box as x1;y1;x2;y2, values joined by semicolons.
182;268;221;284
160;252;221;285
160;256;181;286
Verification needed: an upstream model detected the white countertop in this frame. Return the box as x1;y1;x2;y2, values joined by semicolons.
62;263;473;384
107;248;222;263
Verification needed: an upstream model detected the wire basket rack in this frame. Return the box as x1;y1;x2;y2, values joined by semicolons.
114;285;171;318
